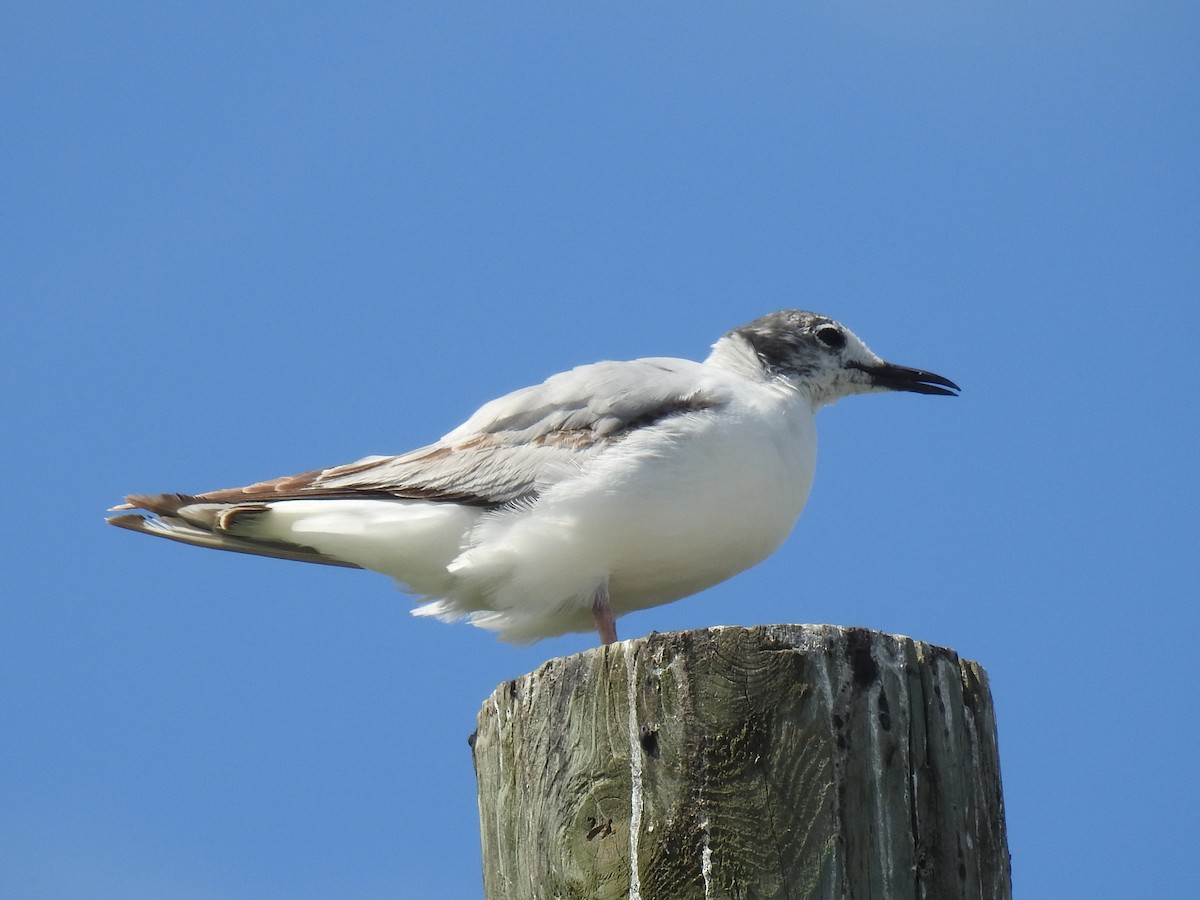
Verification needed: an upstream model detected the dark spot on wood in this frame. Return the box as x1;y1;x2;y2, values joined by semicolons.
845;628;879;688
508;679;519;699
640;724;660;758
467;731;477;749
585;816;614;840
877;691;892;731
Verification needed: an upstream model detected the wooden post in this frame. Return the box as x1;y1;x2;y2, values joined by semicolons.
472;625;1010;900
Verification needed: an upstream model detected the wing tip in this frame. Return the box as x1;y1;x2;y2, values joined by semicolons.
104;505;365;571
119;492;195;516
106;512;150;531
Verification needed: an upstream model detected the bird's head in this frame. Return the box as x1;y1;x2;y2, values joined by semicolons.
719;309;959;409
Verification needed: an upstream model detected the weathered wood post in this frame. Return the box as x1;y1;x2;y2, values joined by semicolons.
472;625;1009;900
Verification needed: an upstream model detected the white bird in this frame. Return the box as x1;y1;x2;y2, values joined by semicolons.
108;310;958;644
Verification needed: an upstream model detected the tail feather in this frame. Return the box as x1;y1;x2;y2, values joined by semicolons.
105;504;362;570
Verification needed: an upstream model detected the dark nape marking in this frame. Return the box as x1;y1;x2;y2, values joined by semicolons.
732;309;834;378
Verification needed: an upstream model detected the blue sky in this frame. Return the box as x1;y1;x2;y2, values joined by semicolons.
3;2;1197;897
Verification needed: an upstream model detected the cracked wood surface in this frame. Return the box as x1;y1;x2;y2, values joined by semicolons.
472;625;1011;900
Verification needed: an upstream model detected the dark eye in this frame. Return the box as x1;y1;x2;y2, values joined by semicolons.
816;326;846;350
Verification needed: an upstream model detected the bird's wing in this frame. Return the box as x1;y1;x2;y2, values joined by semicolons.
118;357;723;513
107;357;725;568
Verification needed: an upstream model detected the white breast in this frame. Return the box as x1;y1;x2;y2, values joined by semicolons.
443;379;818;640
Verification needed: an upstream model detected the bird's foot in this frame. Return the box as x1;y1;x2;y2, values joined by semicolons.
592;584;618;645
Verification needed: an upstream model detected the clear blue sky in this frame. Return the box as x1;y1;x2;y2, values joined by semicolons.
3;3;1196;897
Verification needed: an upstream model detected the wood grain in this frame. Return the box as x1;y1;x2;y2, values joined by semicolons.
473;625;1010;900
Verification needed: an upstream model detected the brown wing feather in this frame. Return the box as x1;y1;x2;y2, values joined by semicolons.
113;361;725;518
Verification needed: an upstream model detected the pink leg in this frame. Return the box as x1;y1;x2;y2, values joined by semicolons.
592;582;618;645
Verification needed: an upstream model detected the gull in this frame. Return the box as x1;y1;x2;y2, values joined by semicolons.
108;310;958;644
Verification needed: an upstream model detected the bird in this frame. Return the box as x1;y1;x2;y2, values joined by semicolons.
108;310;958;644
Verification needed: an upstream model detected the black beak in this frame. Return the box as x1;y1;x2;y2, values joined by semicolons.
850;362;960;396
